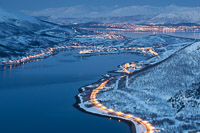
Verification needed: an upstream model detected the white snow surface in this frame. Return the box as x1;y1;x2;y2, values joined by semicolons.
0;8;75;65
97;41;200;132
0;8;39;23
22;5;200;24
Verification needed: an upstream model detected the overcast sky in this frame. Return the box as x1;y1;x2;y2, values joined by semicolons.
1;0;200;11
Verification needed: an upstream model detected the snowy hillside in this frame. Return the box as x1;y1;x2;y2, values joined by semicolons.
0;8;75;59
0;8;39;24
22;5;113;18
123;34;195;47
0;7;197;68
98;41;200;132
22;5;200;24
74;34;195;48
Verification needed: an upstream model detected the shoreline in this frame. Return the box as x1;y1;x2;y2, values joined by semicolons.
74;73;155;133
0;46;150;69
2;40;190;132
0;41;171;132
1;47;147;133
74;40;197;133
73;79;137;133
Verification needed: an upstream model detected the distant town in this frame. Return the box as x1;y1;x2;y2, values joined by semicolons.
73;23;200;33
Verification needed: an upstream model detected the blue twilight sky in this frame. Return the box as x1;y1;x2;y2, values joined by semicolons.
0;0;200;11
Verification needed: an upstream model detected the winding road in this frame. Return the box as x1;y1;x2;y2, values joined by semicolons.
2;42;159;132
89;57;159;133
90;78;156;133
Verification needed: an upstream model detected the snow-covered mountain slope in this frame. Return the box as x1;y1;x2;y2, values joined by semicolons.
0;8;39;24
74;34;195;48
73;34;195;60
22;5;113;18
123;34;195;47
0;8;75;58
22;5;200;24
0;7;197;67
98;41;200;132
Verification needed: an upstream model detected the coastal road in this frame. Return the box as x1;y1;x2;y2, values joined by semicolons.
90;78;156;133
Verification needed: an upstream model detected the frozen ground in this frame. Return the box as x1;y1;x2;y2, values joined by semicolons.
97;42;200;132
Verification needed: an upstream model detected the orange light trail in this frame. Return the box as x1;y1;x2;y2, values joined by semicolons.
89;47;159;132
90;78;156;133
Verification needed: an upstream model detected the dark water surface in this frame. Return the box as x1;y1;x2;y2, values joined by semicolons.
0;51;146;133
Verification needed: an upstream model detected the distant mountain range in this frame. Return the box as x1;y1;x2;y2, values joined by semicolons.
0;7;198;66
21;5;200;24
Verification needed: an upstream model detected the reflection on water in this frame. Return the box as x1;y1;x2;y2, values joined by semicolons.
0;51;146;133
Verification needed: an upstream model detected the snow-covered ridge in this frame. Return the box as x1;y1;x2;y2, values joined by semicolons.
21;5;113;18
97;41;200;132
76;34;197;133
22;5;200;24
124;34;195;47
0;8;196;67
0;8;76;63
0;8;39;24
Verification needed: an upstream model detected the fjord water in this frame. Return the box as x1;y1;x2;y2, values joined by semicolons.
0;51;146;133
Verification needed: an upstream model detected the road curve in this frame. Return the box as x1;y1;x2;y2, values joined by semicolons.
90;77;156;133
90;51;161;133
